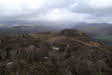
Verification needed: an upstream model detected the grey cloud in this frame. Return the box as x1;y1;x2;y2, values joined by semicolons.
0;0;112;26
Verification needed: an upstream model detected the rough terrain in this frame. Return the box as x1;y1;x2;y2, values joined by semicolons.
0;29;112;75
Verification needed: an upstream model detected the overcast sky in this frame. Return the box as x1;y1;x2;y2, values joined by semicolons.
0;0;112;26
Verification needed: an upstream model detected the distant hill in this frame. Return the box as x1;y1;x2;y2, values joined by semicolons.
71;23;112;35
0;25;60;36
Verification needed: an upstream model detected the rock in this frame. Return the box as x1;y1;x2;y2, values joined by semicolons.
0;29;111;75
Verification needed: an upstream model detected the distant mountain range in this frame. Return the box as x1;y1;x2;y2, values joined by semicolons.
70;23;112;35
1;22;112;35
0;25;61;36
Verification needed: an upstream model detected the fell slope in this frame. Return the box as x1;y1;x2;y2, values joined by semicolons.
0;29;111;75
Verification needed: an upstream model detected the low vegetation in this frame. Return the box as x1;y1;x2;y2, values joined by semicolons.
0;29;112;75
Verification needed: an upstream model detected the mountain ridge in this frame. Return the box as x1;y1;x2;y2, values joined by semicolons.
0;29;111;75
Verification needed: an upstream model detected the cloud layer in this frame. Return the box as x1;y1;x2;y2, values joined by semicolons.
0;0;112;26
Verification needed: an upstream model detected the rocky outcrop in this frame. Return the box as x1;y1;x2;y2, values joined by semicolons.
0;29;111;75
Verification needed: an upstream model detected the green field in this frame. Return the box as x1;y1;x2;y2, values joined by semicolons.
94;34;112;41
93;34;112;47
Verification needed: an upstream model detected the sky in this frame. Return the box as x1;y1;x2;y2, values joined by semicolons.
0;0;112;26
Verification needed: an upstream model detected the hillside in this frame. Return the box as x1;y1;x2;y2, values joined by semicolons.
0;29;112;75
